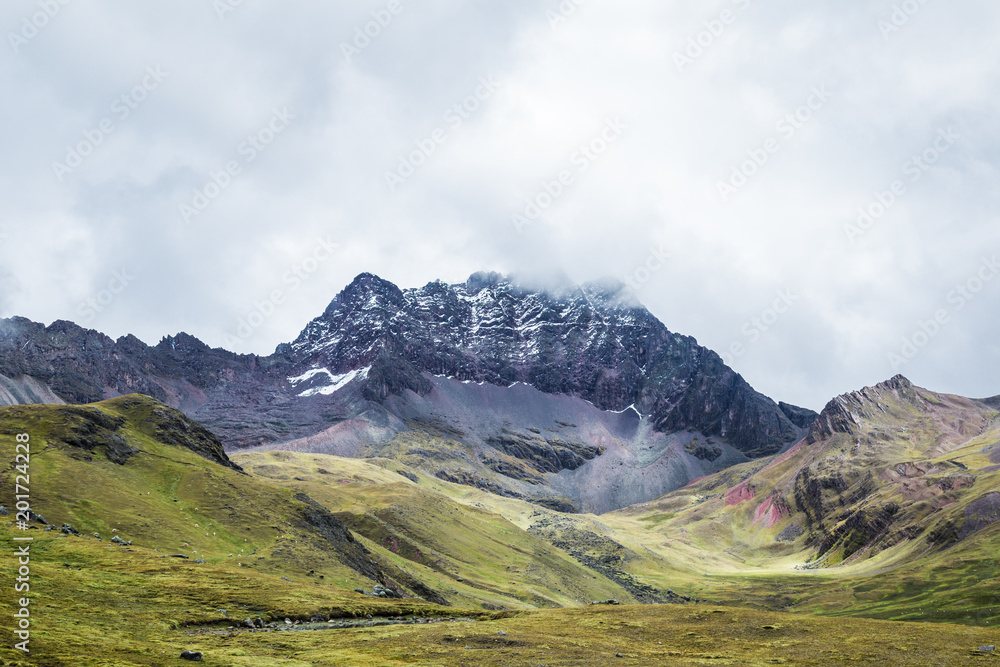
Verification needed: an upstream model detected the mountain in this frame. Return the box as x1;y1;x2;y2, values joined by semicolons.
605;375;1000;624
0;272;815;512
287;272;805;455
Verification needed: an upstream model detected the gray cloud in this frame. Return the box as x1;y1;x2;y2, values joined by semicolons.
1;0;998;411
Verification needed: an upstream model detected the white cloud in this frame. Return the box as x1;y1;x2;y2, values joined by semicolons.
1;0;998;410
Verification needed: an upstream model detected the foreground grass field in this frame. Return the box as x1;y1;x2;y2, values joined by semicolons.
0;531;995;667
1;394;998;664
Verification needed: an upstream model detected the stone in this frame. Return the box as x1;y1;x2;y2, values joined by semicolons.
179;650;203;661
194;559;206;564
243;618;255;629
371;585;402;598
979;645;995;652
0;506;8;515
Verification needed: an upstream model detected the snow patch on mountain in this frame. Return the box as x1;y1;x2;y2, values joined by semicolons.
610;404;643;418
288;366;370;397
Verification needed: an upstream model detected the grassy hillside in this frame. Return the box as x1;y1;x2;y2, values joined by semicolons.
601;378;1000;624
0;388;997;665
234;450;645;609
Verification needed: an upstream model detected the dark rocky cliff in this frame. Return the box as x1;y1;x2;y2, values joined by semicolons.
0;272;815;458
289;273;808;456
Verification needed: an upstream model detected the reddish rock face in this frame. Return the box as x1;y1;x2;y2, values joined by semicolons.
725;482;755;506
752;494;789;528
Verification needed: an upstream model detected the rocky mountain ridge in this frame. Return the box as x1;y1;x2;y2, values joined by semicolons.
0;272;816;511
285;272;808;456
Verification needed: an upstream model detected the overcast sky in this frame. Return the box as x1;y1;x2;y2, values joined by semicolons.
1;0;998;411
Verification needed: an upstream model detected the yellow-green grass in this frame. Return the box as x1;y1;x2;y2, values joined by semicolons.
4;579;996;667
0;525;464;666
0;399;385;587
234;450;638;609
1;393;998;665
233;445;1000;626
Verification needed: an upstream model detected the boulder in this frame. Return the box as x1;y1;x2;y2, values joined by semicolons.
372;585;402;598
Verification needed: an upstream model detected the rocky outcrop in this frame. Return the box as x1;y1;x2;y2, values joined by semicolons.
48;406;137;465
31;396;244;471
806;375;917;443
293;492;383;582
780;401;820;429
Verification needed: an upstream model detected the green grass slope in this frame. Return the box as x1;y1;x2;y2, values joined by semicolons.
234;449;645;609
602;376;1000;624
0;395;476;664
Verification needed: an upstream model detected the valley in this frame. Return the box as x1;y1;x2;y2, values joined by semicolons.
1;380;997;664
